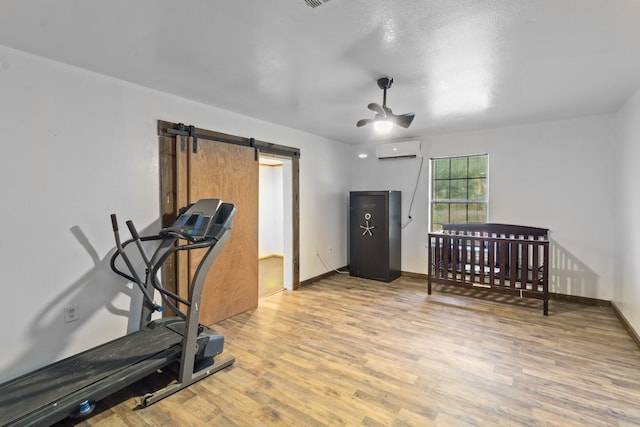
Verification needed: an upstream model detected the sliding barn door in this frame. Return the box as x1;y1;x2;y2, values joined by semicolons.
185;137;258;324
160;123;259;325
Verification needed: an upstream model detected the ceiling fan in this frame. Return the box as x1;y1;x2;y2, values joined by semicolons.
356;77;415;131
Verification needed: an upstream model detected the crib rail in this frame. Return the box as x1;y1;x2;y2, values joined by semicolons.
428;223;550;315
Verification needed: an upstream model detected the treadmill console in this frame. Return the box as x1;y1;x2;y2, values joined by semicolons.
163;199;236;241
175;212;213;238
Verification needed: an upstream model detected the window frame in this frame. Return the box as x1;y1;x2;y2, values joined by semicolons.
430;153;489;231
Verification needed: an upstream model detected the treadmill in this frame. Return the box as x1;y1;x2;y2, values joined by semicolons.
0;199;237;426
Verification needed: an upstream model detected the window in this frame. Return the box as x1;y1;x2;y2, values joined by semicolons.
431;154;488;231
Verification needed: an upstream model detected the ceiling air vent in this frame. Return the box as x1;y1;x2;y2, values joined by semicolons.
305;0;331;8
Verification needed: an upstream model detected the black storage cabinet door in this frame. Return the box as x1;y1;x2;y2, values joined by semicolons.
349;191;401;282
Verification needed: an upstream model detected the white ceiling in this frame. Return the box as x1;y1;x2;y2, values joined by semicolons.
1;0;640;144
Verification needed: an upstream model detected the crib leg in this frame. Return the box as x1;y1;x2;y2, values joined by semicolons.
427;279;432;295
544;299;548;316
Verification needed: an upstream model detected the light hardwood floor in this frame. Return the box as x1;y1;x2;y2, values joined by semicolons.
259;256;284;298
55;274;640;426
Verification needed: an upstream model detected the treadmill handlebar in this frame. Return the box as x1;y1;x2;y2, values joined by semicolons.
110;214;119;232
126;220;140;240
109;199;236;317
159;227;202;243
109;213;160;313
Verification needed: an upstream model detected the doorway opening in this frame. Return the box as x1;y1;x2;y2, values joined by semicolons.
259;155;293;297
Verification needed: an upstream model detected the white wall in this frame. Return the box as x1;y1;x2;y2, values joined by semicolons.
613;88;640;335
258;164;284;257
302;147;351;273
351;115;617;301
0;45;351;382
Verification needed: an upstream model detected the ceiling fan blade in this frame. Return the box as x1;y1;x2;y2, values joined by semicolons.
382;105;393;115
356;118;374;127
367;103;385;115
393;112;415;128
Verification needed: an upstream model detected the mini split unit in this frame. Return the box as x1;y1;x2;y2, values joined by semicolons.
375;140;422;159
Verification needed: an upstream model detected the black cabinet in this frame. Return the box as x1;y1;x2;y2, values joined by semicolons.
349;191;401;282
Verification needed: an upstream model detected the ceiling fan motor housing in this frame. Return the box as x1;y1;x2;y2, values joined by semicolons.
377;77;394;90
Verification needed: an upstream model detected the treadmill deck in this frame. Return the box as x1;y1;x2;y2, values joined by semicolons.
0;325;183;426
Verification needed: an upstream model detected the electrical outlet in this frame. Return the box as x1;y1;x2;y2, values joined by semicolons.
64;305;79;323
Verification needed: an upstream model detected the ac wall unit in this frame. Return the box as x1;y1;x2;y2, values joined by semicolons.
375;140;422;159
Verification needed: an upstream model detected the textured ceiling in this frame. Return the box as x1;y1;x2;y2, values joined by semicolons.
1;0;639;144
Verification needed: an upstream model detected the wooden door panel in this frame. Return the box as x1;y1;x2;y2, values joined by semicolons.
187;138;259;325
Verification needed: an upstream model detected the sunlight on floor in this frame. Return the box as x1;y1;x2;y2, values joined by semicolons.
259;256;283;298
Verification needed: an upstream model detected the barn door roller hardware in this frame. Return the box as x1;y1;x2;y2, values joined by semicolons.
165;123;301;159
170;123;198;153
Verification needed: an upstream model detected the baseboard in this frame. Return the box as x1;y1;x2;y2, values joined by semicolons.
303;269;425;286
401;271;428;280
611;301;640;350
548;292;611;307
301;266;349;286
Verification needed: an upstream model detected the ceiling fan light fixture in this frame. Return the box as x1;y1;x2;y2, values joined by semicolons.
357;76;414;131
373;119;393;132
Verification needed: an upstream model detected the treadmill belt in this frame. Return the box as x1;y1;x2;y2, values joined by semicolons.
0;326;183;425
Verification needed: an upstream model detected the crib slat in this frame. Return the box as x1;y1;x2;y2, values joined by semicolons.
450;235;457;280
543;239;550;315
427;236;435;294
509;241;518;287
490;241;496;286
435;235;443;278
498;240;507;288
478;236;487;284
532;240;540;291
520;242;529;289
461;236;468;280
443;235;450;281
469;237;476;283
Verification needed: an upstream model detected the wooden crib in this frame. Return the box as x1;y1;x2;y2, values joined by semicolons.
428;223;550;315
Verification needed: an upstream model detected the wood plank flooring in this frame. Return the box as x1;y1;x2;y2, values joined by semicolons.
55;274;640;426
259;256;284;298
